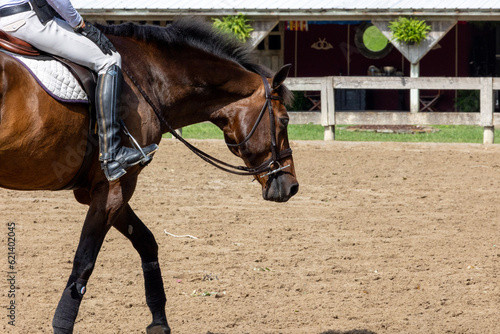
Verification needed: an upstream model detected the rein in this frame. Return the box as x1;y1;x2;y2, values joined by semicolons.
123;68;292;177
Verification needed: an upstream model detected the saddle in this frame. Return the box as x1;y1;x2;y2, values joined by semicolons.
0;29;38;56
0;30;96;104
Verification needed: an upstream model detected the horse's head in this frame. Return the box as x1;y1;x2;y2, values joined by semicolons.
101;22;298;201
223;65;299;202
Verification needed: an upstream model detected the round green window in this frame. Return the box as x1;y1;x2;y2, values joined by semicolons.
363;25;388;52
355;22;393;59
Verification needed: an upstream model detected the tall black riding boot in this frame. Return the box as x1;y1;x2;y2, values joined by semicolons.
96;65;158;181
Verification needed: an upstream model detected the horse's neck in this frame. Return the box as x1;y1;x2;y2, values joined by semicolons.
115;36;262;131
153;56;261;130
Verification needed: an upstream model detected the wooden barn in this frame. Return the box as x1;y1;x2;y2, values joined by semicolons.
73;1;500;141
74;1;500;112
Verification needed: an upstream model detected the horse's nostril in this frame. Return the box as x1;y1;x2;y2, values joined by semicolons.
289;183;299;197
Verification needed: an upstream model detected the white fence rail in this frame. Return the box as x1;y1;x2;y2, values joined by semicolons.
285;76;500;143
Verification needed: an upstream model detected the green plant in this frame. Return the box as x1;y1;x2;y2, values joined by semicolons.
286;91;312;111
388;17;431;45
212;14;253;43
455;90;480;113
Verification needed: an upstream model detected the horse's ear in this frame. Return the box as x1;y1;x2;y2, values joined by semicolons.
272;64;292;89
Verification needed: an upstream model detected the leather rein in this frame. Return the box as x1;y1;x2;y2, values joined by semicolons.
123;68;292;177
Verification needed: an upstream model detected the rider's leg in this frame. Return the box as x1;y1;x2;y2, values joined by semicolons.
96;65;158;181
0;11;116;74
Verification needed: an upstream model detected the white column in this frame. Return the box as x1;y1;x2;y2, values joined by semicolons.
410;62;420;113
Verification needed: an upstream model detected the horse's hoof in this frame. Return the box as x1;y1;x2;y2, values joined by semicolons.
146;324;171;334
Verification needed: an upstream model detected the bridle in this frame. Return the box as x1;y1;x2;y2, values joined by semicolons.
123;68;293;177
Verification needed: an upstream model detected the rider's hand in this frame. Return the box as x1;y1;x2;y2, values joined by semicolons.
75;21;117;56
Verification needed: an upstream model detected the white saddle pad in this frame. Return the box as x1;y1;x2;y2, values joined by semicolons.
6;51;88;103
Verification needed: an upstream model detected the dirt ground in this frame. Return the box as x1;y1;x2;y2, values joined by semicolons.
1;138;500;334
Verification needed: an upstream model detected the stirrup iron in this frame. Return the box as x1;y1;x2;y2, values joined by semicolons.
119;120;153;166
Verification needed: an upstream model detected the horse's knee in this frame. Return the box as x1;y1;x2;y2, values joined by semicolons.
71;260;96;280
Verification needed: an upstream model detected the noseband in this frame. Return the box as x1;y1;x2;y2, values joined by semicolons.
124;68;293;177
225;74;292;177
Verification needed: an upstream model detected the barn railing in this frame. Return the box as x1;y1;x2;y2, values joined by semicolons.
285;76;500;143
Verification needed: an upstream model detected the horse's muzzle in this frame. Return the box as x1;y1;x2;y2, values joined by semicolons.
262;174;299;202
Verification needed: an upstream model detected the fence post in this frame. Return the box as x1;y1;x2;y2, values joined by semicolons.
322;77;335;140
480;77;494;144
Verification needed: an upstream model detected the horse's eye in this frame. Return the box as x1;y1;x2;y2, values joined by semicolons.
279;117;289;127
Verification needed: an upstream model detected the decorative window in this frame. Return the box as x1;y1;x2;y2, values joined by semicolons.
354;22;393;59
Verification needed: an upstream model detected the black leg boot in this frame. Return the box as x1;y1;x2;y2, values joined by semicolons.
52;276;87;333
96;65;158;181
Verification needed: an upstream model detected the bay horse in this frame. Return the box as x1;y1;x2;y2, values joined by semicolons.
0;19;298;333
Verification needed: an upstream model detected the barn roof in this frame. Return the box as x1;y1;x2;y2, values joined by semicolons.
72;0;500;21
72;0;500;10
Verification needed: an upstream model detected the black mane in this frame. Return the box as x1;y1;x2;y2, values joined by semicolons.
98;19;259;72
97;18;292;104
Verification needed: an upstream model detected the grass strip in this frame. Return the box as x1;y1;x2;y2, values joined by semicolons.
162;123;500;144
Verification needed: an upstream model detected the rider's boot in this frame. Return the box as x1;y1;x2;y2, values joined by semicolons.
96;65;158;182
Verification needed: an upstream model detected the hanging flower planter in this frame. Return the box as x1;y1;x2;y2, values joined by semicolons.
388;17;432;45
212;14;254;43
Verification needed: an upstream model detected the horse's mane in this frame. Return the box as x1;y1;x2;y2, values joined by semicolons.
97;18;293;104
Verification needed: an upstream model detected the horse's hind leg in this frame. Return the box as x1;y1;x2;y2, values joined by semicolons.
114;204;170;334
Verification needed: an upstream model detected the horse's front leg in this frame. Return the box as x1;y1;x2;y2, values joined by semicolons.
114;204;170;334
52;193;116;334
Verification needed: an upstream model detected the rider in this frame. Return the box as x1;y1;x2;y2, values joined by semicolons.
0;0;158;181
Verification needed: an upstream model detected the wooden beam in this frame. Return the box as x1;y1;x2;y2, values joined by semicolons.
331;76;482;90
335;112;481;126
248;20;279;49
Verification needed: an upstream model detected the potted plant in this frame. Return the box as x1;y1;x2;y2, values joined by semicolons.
212;13;254;43
388;17;431;45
